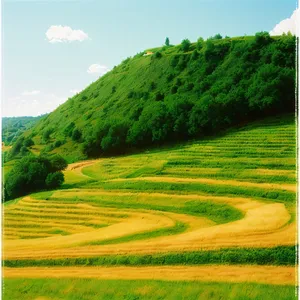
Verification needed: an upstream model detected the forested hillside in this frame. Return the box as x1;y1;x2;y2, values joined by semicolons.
8;33;295;162
2;115;47;146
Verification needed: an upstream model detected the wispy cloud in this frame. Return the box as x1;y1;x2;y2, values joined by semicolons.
270;9;298;36
87;64;110;76
46;25;89;43
4;93;66;117
22;90;40;96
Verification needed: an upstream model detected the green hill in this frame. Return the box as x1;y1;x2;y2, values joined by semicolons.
9;33;296;162
2;115;47;146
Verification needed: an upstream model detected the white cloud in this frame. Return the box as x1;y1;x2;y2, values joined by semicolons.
22;90;40;96
3;93;67;117
87;64;110;76
46;25;89;43
270;9;299;36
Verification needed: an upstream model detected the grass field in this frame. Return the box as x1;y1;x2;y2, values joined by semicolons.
3;115;297;299
3;278;296;300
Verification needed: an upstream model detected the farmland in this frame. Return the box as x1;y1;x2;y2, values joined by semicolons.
3;114;297;299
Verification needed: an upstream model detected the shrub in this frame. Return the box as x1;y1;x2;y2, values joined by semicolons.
196;37;204;50
63;122;75;137
45;172;64;189
42;128;53;142
191;50;199;60
72;128;82;141
155;92;164;101
170;55;179;67
181;39;191;52
149;81;157;91
23;138;34;147
128;90;135;98
170;85;178;94
166;73;175;82
154;51;162;58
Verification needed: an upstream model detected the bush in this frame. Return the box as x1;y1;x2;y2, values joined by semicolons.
45;172;64;189
170;85;178;94
191;50;199;60
23;138;34;147
149;81;156;91
64;122;75;137
154;51;162;58
196;37;204;50
170;55;179;67
128;90;135;98
181;39;191;52
166;73;175;82
72;128;82;141
42;128;53;142
54;140;63;148
155;92;164;101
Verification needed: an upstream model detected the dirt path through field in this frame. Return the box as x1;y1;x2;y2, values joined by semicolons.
65;160;100;179
3;265;296;285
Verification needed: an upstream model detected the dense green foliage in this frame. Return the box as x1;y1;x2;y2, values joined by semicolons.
4;246;295;267
9;33;296;162
3;279;295;300
2;115;47;146
4;154;67;201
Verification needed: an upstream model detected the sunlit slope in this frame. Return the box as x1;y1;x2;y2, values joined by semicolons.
3;115;296;263
13;34;295;162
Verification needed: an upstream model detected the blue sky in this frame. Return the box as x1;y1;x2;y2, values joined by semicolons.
2;0;297;117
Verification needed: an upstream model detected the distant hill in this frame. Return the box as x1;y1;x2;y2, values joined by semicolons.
8;33;296;163
2;115;47;146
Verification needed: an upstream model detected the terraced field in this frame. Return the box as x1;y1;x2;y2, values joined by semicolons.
3;115;297;299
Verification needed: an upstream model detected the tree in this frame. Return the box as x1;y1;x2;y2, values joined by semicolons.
181;39;191;52
4;154;67;201
254;31;272;46
196;37;204;50
48;154;68;172
165;37;170;46
72;128;82;141
213;33;222;40
100;120;130;154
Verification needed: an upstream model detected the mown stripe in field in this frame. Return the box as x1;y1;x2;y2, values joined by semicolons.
3;265;296;286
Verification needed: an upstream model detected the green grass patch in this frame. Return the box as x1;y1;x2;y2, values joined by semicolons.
3;278;296;300
94;180;295;203
4;246;296;267
46;229;70;235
